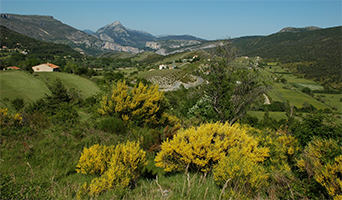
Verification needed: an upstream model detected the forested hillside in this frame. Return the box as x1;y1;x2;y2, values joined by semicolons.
0;25;86;70
233;26;342;88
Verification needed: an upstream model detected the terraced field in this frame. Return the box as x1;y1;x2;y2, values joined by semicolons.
263;65;332;110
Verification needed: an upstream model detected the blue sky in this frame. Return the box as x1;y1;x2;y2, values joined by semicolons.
1;0;341;40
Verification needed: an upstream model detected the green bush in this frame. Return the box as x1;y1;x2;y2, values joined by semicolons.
11;98;25;111
97;116;126;134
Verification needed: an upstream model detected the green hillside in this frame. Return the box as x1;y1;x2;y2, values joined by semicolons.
0;71;100;108
232;26;342;88
0;71;50;105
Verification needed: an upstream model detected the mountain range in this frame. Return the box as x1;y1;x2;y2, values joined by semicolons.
0;13;340;65
0;14;213;55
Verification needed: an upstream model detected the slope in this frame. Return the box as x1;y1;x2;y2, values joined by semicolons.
0;71;100;108
0;25;84;60
0;14;103;55
232;26;342;88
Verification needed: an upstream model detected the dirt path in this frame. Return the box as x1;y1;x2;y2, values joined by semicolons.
263;93;271;105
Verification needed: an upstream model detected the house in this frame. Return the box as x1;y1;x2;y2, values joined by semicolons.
32;63;59;72
7;66;21;70
159;64;167;70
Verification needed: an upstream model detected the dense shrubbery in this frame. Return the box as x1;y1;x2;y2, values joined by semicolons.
97;116;125;134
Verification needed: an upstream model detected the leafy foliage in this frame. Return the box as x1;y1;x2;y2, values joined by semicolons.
297;138;342;199
97;116;126;134
290;112;342;147
0;107;22;132
10;98;25;112
203;42;271;124
214;147;269;199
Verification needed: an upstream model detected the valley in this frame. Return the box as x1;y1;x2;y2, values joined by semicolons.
0;13;341;200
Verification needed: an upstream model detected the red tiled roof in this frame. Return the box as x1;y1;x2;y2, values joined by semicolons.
46;63;59;69
8;66;21;70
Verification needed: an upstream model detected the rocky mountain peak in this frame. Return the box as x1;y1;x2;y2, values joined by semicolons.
109;21;122;27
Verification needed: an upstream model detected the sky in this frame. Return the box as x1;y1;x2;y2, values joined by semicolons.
1;0;341;40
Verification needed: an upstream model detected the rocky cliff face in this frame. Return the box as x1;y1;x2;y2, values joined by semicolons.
95;21;156;48
101;41;142;54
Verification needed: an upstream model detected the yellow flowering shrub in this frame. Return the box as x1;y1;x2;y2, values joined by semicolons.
155;122;269;173
76;144;115;175
297;138;342;200
214;147;269;199
78;141;146;198
243;125;305;199
0;108;22;130
98;81;178;128
246;125;301;172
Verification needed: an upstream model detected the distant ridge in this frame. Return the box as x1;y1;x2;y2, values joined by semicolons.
83;29;95;35
278;26;322;33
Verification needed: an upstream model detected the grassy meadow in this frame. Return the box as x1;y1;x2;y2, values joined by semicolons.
0;71;51;107
34;72;100;98
248;111;287;121
263;65;334;110
0;71;100;110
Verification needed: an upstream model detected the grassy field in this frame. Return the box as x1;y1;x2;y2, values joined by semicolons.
0;71;100;109
317;93;342;114
137;68;181;79
248;111;287;121
268;82;329;109
117;67;138;75
260;65;335;112
0;71;51;107
34;72;100;98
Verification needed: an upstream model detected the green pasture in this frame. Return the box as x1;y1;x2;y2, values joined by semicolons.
266;62;278;66
267;82;329;109
137;68;180;79
34;72;100;98
261;65;332;111
248;111;287;121
0;71;51;106
117;67;138;75
270;65;323;89
316;93;342;114
0;71;100;108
